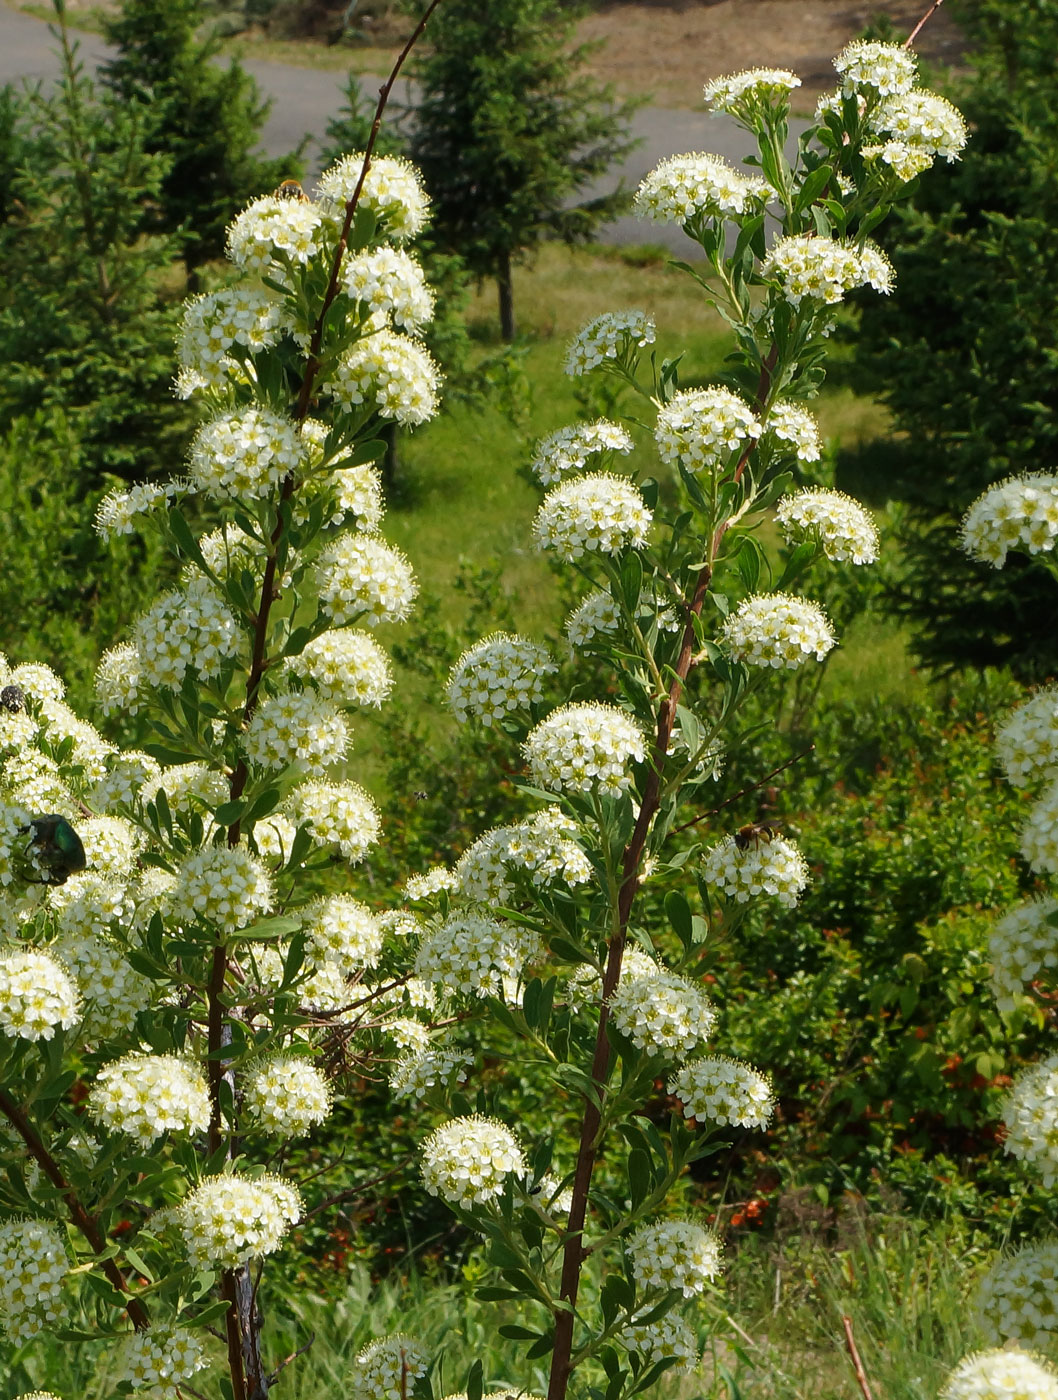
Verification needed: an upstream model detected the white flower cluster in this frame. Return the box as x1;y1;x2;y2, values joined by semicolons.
391;1037;473;1102
87;1053;210;1148
305;894;382;972
317;153;430;241
117;1326;208;1390
567;945;661;1011
177;287;289;394
703;68;801;114
323;329;441;427
244;1054;332;1137
414;913;537;998
703;831;809;907
177;1174;302;1269
861;140;934;183
630;1219;723;1297
92;645;139;719
565;311;656;376
316;531;418;626
989;900;1058;1011
342;246;434;331
996;690;1058;789
0;949;80;1041
0;1218;69;1342
190;406;304;501
976;1241;1058;1348
1004;1053;1058;1185
776;489;879;564
671;1055;774;1128
133;577;240;690
95;481;182;540
609;967;716;1059
763;401;822;462
833;40;917;96
171;844;273;936
530;420;634;487
226;193;324;276
626;1314;699;1373
143;761;227;818
524;702;645;796
655;387;760;473
634;152;768;225
57;933;152;1040
288;628;393;708
286;780;380;862
763;235;894;305
405;865;459;900
447;633;555;725
720;593;835;669
960;475;1058;569
941;1351;1058;1400
421;1115;526;1208
533;474;652;560
870;90;968;163
1021;782;1058;876
567;589;621;648
456;810;591;902
348;1335;430;1400
243;689;349;775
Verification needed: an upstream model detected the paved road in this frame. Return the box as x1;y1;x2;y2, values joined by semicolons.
0;0;807;255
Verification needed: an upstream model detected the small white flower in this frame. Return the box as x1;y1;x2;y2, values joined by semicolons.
177;1174;302;1270
720;593;835;669
0;1218;69;1343
988;899;1058;1011
287;780;380;862
567;590;621;648
117;1326;208;1390
961;474;1058;569
288;628;393;708
776;489;878;564
634;152;768;225
342;246;434;330
530;420;634;486
625;1313;699;1373
226;194;324;275
1003;1053;1058;1185
171;844;273;936
1020;780;1058;876
763;235;894;305
305;894;382;973
940;1350;1058;1400
447;633;555;725
348;1335;430;1400
0;950;79;1041
244;1054;332;1138
87;1054;210;1148
189;406;304;501
870;89;968;163
533;474;652;561
316;532;418;627
317;153;430;240
414;913;540;998
421;1115;526;1208
630;1219;723;1297
833;40;917;97
671;1055;774;1128
976;1241;1058;1349
996;689;1058;789
390;1037;473;1102
322;329;441;427
763;401;822;463
610;967;716;1059
565;311;655;376
703;68;801;115
133;577;240;690
703;831;809;907
655;387;760;473
243;690;350;776
524;702;645;796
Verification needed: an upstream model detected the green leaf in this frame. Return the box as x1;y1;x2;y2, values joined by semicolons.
188;1298;233;1328
627;1147;652;1209
795;163;834;213
664;890;694;947
466;1360;484;1400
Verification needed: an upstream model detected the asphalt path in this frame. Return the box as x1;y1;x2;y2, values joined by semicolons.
0;1;809;255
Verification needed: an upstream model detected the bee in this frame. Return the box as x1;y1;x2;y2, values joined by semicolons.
19;814;87;886
413;790;428;802
273;178;309;203
0;684;25;714
734;821;781;853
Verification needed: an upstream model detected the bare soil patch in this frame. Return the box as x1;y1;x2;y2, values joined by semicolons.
578;0;968;107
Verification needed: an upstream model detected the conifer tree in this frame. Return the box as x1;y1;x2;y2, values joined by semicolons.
101;0;295;269
408;0;639;340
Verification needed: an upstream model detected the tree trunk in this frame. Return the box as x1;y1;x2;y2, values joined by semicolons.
497;249;515;341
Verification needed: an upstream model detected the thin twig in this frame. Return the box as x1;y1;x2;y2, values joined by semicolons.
267;1333;317;1385
671;744;815;835
842;1315;875;1400
905;0;945;47
304;1155;416;1220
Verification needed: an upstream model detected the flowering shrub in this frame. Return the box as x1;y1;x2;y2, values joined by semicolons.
0;12;977;1400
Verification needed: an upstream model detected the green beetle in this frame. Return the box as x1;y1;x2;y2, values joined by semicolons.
20;814;87;886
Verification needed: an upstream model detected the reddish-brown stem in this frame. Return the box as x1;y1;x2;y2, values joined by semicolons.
547;342;782;1400
905;0;945;48
0;1088;150;1331
206;6;447;1396
842;1315;875;1400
